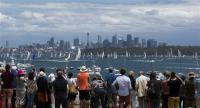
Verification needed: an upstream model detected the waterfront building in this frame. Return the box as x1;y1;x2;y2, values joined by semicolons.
73;38;80;48
147;39;158;48
127;34;133;48
112;35;118;48
142;39;147;48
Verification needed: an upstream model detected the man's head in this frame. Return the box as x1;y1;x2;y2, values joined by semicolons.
150;72;156;80
140;71;145;75
171;72;176;78
56;69;63;77
5;64;11;71
120;68;126;75
108;67;113;73
188;72;195;80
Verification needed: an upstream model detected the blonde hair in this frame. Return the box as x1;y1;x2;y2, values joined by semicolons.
128;71;135;77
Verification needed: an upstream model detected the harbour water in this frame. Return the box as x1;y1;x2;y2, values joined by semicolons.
9;56;200;76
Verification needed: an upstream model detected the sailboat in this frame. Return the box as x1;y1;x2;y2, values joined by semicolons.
144;52;147;59
75;48;81;61
101;52;105;59
125;51;130;58
26;51;31;60
178;49;182;58
113;52;118;59
65;53;71;61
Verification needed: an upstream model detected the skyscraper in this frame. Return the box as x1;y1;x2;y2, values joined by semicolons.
142;39;147;48
73;38;80;47
147;39;158;48
6;40;9;48
97;35;102;48
126;34;132;47
112;34;118;47
59;40;65;50
134;37;139;47
118;38;124;48
103;39;110;48
86;32;90;48
49;37;55;47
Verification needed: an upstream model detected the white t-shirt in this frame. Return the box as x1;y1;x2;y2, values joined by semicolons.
112;75;132;96
67;78;77;86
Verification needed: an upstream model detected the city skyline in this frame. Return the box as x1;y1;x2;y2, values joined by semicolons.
0;34;175;48
0;0;200;47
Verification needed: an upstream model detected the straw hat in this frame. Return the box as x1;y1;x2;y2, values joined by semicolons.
79;66;88;72
39;71;46;77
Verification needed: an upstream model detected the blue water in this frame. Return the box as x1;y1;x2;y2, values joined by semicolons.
14;56;200;77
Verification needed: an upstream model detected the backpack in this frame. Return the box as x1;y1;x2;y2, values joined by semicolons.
68;80;78;95
147;80;156;98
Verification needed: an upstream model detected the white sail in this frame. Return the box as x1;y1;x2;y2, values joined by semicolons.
101;52;105;58
126;51;129;57
59;52;62;58
178;49;181;58
144;52;147;59
10;57;15;66
65;53;71;61
194;52;198;59
50;52;53;58
75;48;81;61
113;52;118;59
37;51;42;57
6;53;10;58
26;51;31;60
90;52;93;59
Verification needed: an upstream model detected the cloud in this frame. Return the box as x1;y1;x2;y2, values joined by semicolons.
0;2;200;35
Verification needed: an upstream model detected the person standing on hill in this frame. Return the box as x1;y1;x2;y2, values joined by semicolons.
196;73;200;108
147;72;162;108
16;69;26;108
36;70;50;108
167;72;182;108
91;75;106;108
1;64;14;108
112;69;132;108
67;72;78;108
26;71;37;108
77;66;90;108
136;71;149;108
185;72;196;108
128;71;136;108
105;67;117;108
161;72;170;108
53;69;68;108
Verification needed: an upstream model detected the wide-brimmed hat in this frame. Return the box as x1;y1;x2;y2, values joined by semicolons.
79;66;88;72
11;66;17;70
39;71;46;77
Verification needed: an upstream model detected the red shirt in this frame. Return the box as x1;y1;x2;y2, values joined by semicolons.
77;71;89;90
1;71;14;89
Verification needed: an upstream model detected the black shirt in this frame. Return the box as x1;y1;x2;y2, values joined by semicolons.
168;78;182;97
53;76;68;99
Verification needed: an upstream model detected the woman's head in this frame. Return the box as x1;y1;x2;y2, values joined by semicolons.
128;71;135;78
28;72;35;80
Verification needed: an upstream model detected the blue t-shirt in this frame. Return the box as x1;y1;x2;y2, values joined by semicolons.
105;73;117;93
11;69;18;88
196;77;200;96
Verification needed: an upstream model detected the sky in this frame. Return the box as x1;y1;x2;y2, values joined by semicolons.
0;0;200;47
